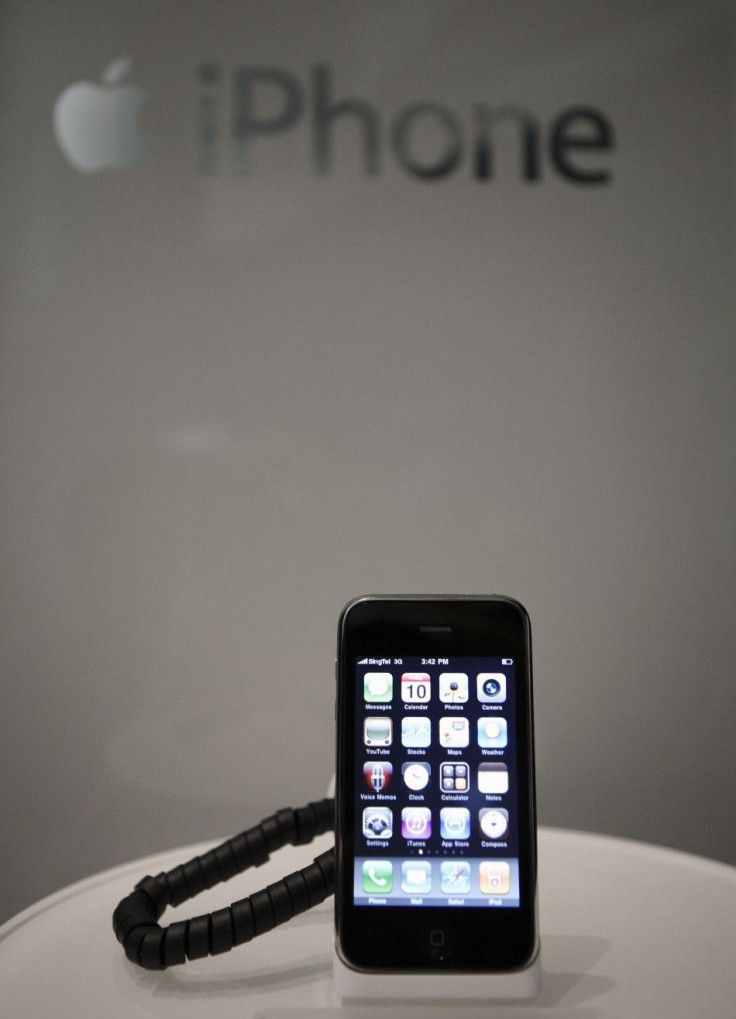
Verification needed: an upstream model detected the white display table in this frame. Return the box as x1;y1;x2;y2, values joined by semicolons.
1;827;735;1017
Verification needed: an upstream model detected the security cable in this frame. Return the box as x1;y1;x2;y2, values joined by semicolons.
112;798;335;970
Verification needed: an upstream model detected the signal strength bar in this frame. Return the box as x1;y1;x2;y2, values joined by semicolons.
357;658;369;665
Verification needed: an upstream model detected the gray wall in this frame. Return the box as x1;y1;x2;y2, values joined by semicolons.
1;0;734;924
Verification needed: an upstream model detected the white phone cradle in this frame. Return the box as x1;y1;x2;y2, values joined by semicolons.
333;943;541;1002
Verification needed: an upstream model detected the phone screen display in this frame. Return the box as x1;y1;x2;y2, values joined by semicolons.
354;656;520;909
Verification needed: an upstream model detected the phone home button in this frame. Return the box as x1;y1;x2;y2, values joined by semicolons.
429;928;453;961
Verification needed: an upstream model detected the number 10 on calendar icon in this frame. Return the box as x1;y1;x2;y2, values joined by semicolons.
401;672;431;703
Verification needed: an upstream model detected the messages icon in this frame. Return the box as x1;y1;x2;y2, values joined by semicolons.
364;672;393;703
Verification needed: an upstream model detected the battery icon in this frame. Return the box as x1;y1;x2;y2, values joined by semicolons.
502;658;513;665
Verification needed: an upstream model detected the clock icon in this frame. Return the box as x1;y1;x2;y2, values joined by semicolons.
402;761;431;791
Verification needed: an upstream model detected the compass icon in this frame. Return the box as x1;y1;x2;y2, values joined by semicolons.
479;808;509;840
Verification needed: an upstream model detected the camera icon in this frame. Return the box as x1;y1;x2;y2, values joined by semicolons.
477;673;506;703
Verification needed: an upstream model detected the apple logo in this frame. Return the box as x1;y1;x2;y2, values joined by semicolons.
52;56;146;173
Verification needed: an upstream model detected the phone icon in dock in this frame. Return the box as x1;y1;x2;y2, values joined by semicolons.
362;860;393;893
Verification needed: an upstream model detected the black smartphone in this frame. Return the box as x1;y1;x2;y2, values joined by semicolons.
335;595;537;973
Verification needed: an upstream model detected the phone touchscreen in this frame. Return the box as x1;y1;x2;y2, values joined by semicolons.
353;656;521;909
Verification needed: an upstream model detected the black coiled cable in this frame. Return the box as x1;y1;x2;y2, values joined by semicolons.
112;798;335;970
